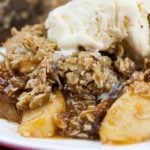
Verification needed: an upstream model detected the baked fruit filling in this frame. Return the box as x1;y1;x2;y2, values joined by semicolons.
0;23;150;143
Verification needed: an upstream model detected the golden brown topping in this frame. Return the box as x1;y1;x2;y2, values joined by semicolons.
58;52;119;97
115;57;136;78
4;24;57;110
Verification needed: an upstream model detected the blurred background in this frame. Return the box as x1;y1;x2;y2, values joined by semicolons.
0;0;69;44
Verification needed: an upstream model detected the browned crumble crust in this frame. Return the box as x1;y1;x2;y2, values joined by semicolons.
5;24;58;110
59;98;114;139
58;52;119;97
0;63;21;122
0;63;23;104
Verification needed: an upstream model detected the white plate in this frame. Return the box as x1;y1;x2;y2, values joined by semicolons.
0;47;149;150
0;119;149;150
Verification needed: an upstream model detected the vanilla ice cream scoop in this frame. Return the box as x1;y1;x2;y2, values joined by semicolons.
45;0;150;57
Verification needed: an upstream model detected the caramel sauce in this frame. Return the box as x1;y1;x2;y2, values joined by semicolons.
110;140;138;146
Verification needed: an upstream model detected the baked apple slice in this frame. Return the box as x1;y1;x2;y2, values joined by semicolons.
19;90;66;138
100;81;150;144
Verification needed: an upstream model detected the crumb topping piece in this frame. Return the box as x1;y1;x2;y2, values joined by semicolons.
5;24;58;110
58;52;119;97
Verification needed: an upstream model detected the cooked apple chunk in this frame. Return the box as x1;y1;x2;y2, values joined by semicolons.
18;91;66;138
100;81;150;144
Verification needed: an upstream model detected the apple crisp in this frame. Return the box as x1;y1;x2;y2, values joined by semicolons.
0;23;150;142
0;0;150;145
0;24;144;139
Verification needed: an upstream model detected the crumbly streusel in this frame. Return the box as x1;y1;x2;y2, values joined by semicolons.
58;52;119;98
5;24;58;110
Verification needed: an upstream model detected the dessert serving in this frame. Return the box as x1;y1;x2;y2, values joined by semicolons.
0;0;150;145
